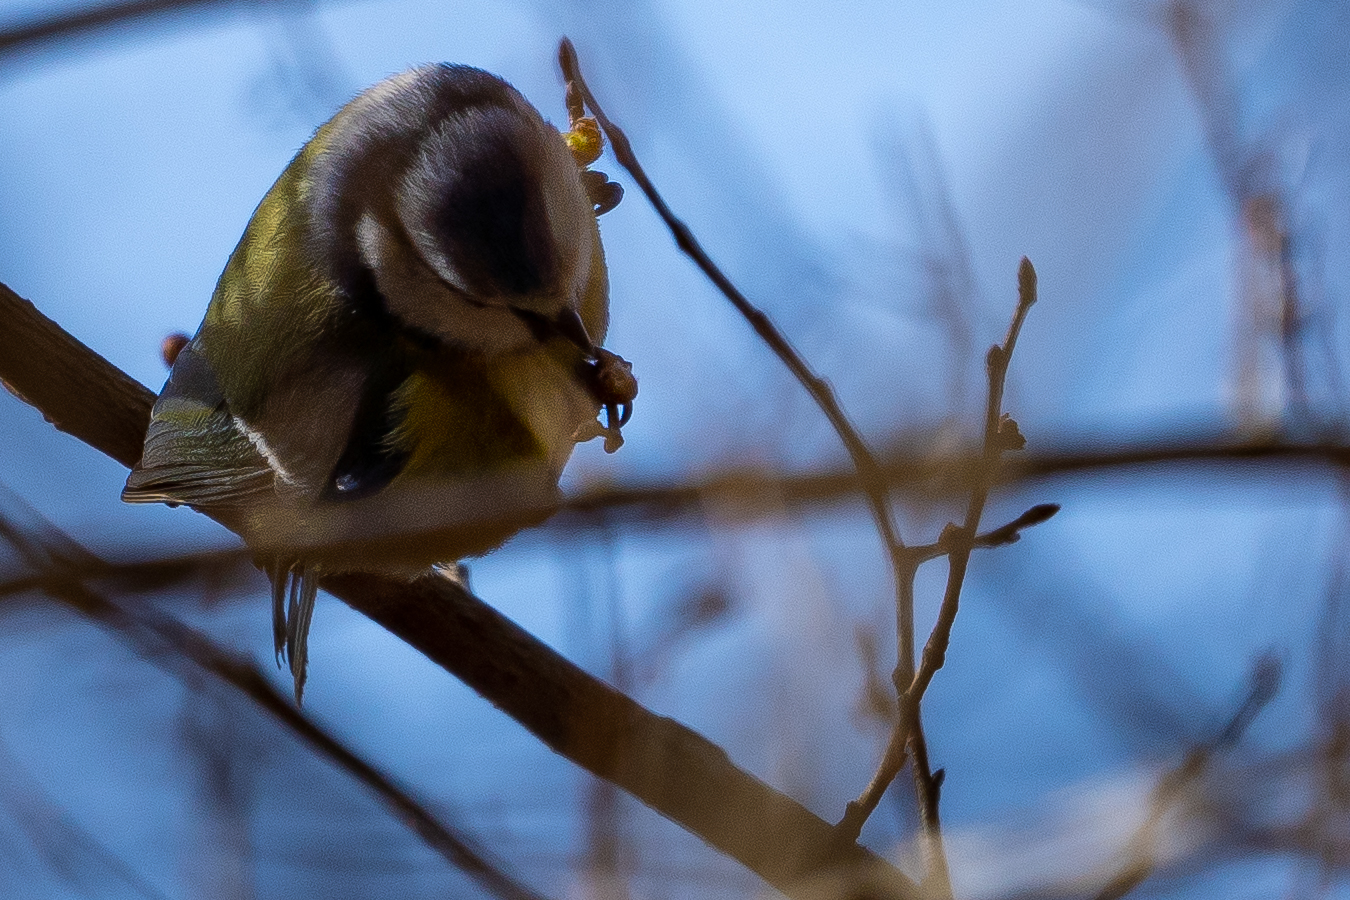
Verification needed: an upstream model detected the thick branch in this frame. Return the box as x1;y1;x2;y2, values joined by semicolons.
0;281;918;899
0;285;153;466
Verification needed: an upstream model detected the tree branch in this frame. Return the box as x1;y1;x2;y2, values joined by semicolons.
0;280;919;900
902;260;1038;892
0;0;313;60
836;260;1040;884
556;38;918;684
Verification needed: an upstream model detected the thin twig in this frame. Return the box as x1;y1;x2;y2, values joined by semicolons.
836;260;1039;881
910;259;1037;706
834;506;1061;845
554;39;919;679
908;260;1037;891
904;503;1060;564
555;51;1054;878
554;46;967;879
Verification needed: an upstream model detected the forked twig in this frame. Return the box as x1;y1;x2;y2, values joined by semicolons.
557;41;944;877
838;261;1040;886
908;261;1036;893
906;503;1060;564
911;259;1038;704
555;41;1054;890
834;504;1058;845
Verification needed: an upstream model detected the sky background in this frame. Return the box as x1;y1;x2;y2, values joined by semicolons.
0;1;1347;898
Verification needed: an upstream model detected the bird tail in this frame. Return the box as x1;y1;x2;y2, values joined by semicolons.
269;559;320;705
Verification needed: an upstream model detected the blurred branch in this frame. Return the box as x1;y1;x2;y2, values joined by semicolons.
0;0;316;60
0;503;549;900
7;430;1346;607
559;435;1350;531
0;280;920;900
1162;1;1350;436
1089;655;1281;900
873;111;978;414
0;546;254;602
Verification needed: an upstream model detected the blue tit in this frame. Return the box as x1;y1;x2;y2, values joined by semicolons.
122;64;635;702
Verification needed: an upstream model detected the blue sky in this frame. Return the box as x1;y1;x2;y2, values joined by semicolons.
1;1;1347;897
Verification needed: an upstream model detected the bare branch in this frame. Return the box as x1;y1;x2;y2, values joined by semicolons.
558;438;1350;531
0;0;317;60
902;503;1061;564
0;424;1336;583
909;260;1038;876
0;279;919;900
836;260;1040;886
0;284;154;467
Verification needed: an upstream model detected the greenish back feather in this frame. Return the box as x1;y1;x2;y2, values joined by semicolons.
122;341;274;507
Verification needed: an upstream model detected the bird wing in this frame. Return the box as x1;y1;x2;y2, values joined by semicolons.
122;340;276;507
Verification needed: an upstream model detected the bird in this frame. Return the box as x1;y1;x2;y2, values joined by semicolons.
122;62;635;703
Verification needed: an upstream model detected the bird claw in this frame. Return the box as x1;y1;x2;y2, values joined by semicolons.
577;348;637;453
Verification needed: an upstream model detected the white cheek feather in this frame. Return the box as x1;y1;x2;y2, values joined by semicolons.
355;210;453;330
355;211;389;275
395;165;471;295
234;416;299;487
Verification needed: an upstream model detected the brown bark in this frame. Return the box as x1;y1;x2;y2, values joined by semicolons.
0;281;917;900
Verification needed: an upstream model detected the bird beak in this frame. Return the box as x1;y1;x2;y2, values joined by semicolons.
553;307;596;357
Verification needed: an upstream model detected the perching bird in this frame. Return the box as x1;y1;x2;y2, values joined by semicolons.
122;63;634;702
